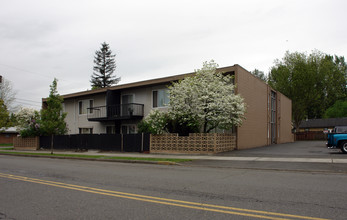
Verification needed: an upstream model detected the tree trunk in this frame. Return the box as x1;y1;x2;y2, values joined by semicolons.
203;119;208;133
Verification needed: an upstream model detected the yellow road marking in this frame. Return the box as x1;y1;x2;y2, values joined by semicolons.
0;173;329;220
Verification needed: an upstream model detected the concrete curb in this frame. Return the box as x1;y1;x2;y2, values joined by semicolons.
0;152;179;166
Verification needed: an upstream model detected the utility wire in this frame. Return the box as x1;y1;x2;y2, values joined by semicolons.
14;101;41;107
16;98;42;104
0;63;87;86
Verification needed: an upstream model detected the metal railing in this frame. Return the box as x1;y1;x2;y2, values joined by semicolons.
87;103;144;120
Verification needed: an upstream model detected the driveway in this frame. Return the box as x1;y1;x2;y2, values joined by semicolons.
184;141;347;172
218;141;344;158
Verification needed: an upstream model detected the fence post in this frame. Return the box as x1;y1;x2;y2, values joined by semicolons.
141;133;144;152
121;133;123;152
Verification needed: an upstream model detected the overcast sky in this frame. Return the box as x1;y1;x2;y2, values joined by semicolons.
1;0;346;110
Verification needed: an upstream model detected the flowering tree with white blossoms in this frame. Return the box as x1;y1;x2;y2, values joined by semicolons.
14;107;39;132
169;60;246;133
137;109;168;134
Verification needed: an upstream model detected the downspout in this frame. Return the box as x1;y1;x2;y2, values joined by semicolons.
74;99;77;134
234;66;239;150
266;85;270;145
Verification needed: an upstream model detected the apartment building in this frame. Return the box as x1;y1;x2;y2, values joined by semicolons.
47;64;293;150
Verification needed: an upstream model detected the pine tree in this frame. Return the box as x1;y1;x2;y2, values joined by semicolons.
90;42;120;89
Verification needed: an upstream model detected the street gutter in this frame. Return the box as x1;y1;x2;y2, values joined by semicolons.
0;151;183;166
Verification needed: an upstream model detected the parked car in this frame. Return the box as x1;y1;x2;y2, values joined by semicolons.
327;126;347;154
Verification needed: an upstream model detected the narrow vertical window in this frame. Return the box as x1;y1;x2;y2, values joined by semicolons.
153;91;158;108
89;100;94;114
79;101;83;114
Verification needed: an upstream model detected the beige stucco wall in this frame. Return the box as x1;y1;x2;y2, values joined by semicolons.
63;84;169;134
121;84;169;117
64;93;106;134
235;66;269;149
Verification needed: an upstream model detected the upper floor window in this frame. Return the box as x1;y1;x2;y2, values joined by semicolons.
153;89;169;108
122;94;134;104
79;99;93;115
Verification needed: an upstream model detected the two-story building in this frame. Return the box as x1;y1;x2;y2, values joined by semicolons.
44;64;294;150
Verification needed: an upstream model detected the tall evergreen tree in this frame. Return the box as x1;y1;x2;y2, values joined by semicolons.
90;42;120;89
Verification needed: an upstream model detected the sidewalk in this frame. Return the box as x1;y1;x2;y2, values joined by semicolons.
2;148;347;164
3;141;347;173
2;141;347;165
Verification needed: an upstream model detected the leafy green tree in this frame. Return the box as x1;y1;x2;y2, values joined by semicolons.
166;114;200;136
40;78;68;153
90;42;120;89
169;60;246;133
324;100;347;118
320;55;347;108
138;110;199;135
137;110;168;134
268;50;347;129
251;69;267;81
0;99;11;131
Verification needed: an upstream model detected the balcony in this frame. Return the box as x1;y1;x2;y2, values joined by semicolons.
87;103;144;121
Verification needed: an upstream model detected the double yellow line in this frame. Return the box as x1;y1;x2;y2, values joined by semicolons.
0;172;328;220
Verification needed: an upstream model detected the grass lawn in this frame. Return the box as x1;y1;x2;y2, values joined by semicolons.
0;143;13;147
0;147;14;150
0;151;191;163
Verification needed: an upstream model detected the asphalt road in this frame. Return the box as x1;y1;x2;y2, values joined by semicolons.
1;155;346;220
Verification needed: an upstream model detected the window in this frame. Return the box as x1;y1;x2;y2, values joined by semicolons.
79;128;93;134
121;125;137;134
153;89;169;108
79;100;94;115
106;126;116;134
122;94;134;104
121;94;134;116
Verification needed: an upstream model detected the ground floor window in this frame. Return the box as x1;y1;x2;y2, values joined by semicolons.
121;125;137;134
106;126;116;134
79;128;93;134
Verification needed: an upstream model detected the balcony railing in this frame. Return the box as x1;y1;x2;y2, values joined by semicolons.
87;103;144;121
